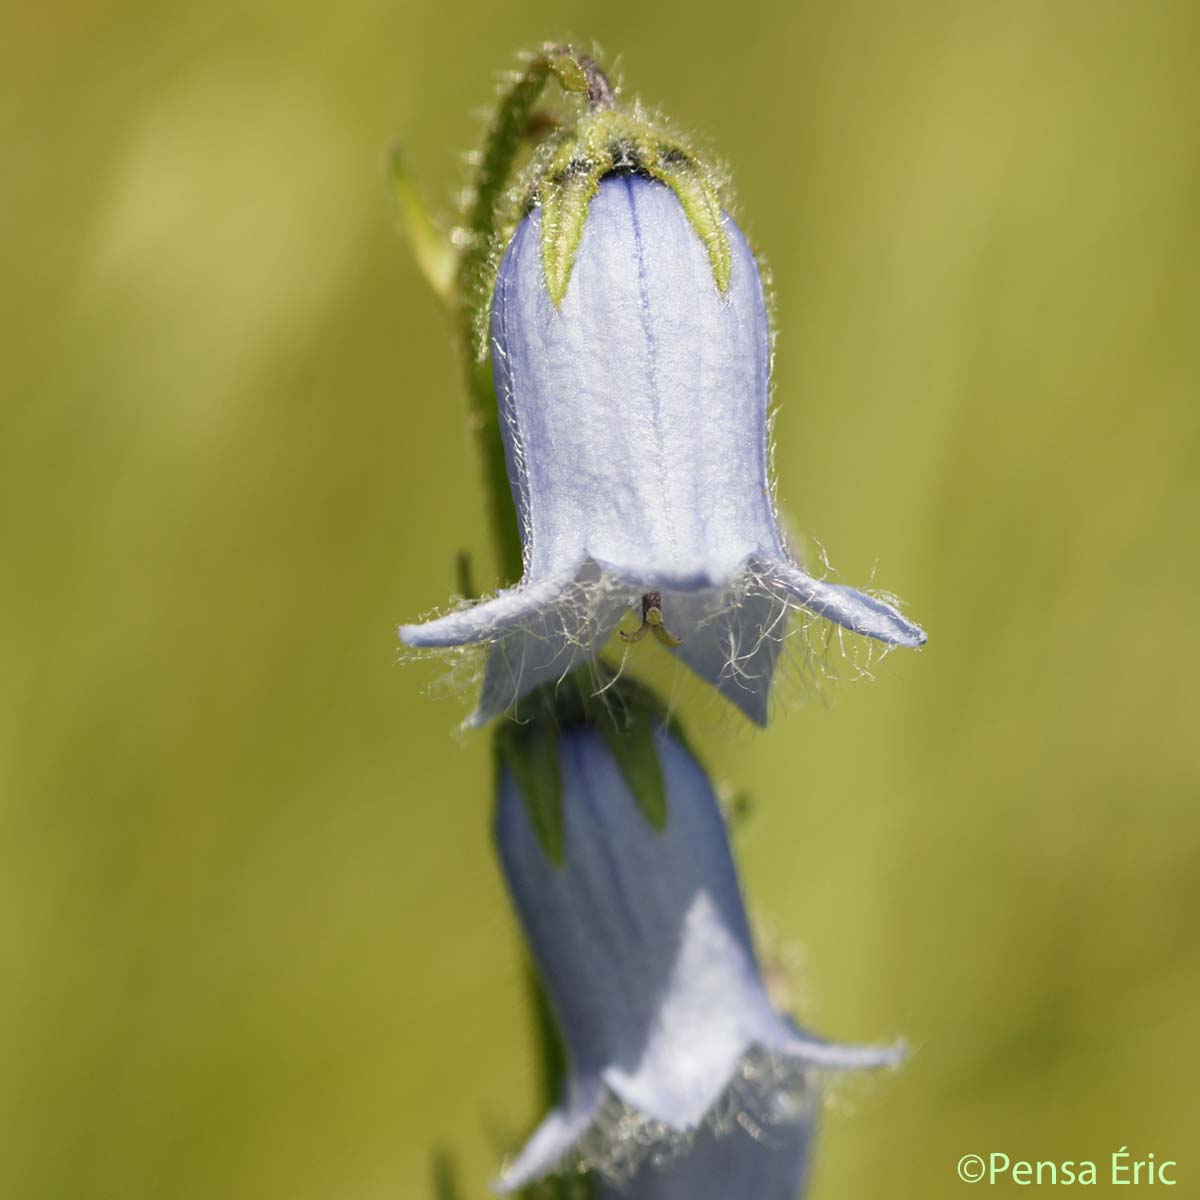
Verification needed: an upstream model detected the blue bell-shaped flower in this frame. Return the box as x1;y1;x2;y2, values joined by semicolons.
401;174;925;726
492;723;899;1192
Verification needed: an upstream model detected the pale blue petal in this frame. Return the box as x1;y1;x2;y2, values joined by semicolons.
663;588;789;726
400;570;632;727
398;574;574;648
467;581;630;728
765;561;927;648
770;1022;905;1070
493;1077;605;1194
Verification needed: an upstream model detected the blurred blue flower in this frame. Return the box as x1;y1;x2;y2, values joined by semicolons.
492;724;899;1192
400;174;925;726
594;1099;814;1200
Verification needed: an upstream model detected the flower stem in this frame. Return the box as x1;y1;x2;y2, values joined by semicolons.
572;52;615;111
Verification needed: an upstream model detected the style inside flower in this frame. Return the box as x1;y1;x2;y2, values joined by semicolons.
400;172;925;727
492;724;900;1193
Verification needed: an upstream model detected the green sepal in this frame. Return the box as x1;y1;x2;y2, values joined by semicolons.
531;110;734;306
497;718;565;867
540;155;604;306
598;713;667;832
646;146;732;294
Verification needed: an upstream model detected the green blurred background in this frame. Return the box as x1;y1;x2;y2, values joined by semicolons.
4;1;1199;1196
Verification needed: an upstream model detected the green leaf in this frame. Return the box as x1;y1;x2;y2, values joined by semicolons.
454;550;476;601
499;721;564;866
430;1149;463;1200
387;145;456;300
599;712;667;832
523;1171;595;1200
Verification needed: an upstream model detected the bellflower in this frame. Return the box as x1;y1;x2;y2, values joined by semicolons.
492;724;899;1192
400;174;925;726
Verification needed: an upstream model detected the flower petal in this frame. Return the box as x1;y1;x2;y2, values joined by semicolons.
469;590;629;728
493;1076;605;1193
764;561;927;648
768;1022;905;1071
400;570;631;727
398;574;573;649
664;588;789;726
